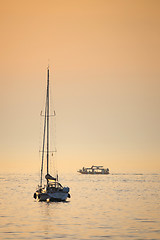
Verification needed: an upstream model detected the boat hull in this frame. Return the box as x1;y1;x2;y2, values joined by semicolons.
34;192;70;202
78;172;109;174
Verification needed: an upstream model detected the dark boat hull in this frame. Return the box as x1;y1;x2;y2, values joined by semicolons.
34;191;70;202
78;172;109;174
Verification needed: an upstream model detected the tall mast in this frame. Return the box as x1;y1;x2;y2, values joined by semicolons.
47;67;50;176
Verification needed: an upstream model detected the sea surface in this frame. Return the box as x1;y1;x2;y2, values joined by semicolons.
0;171;160;240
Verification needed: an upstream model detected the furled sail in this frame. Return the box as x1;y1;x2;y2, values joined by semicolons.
45;174;56;181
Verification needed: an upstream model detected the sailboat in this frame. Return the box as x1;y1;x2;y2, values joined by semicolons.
33;67;70;202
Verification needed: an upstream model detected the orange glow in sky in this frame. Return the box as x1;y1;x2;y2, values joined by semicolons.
0;0;160;173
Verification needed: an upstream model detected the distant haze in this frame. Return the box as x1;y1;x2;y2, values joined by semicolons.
0;0;160;173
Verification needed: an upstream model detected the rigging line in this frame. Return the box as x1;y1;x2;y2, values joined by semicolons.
40;77;48;187
39;114;42;153
47;67;50;177
54;113;58;174
50;70;58;175
40;114;55;117
39;150;57;153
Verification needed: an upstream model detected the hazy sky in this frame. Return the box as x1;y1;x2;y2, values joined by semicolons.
0;0;160;173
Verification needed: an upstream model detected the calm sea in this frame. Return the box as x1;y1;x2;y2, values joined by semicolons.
0;171;160;240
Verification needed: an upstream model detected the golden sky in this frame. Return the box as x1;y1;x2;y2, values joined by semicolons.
0;0;160;173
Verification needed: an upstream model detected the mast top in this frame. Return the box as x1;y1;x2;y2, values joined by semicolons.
48;59;50;69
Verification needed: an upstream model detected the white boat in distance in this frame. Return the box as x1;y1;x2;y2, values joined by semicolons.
78;166;109;174
33;67;70;202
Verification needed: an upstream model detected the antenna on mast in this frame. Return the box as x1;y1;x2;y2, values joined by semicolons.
48;59;50;69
